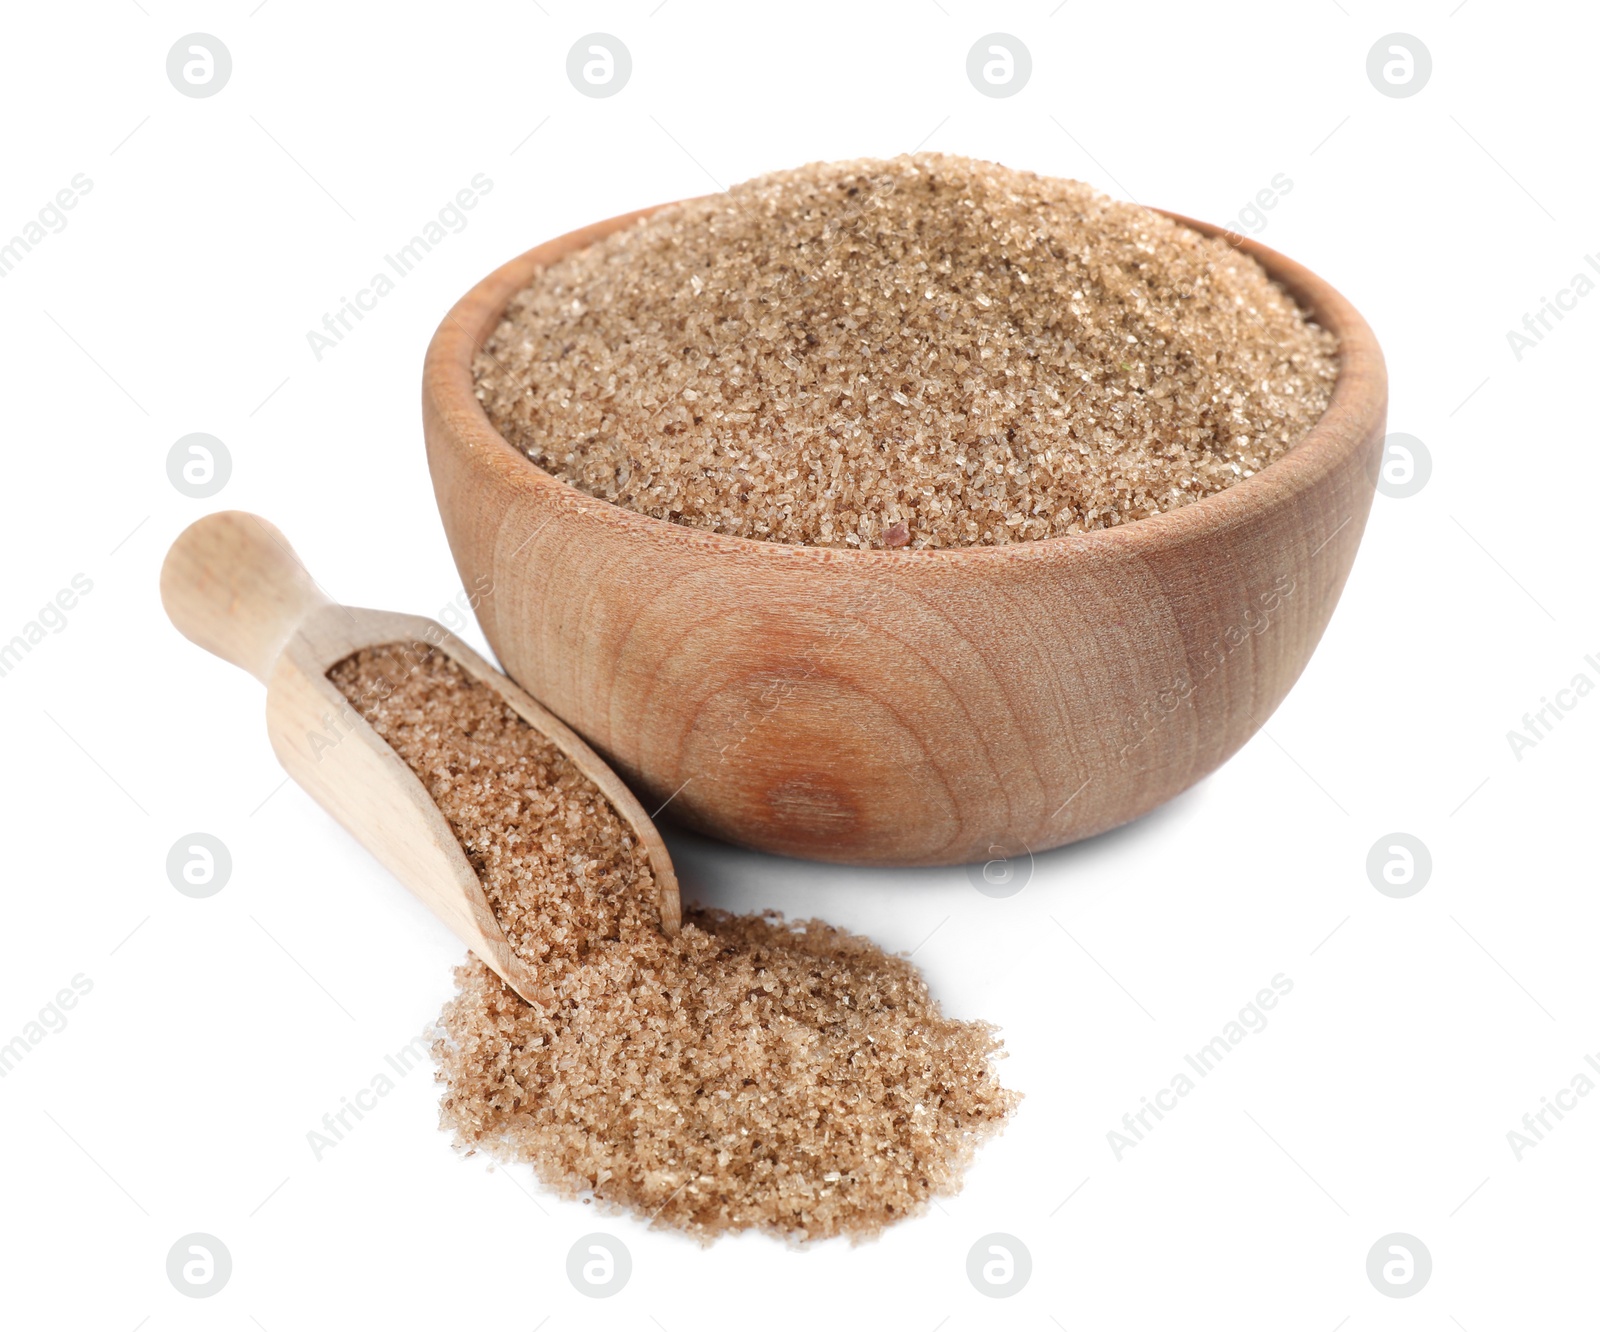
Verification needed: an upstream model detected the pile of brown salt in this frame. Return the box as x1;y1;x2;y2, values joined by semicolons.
473;153;1339;548
329;643;1016;1242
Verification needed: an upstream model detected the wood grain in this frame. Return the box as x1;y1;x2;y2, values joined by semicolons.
424;207;1387;866
160;511;681;1005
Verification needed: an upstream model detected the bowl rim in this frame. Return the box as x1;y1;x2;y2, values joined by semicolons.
424;200;1386;567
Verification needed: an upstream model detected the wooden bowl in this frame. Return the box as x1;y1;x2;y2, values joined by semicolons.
423;205;1385;866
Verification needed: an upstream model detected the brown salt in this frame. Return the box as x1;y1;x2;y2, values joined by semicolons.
329;643;1016;1242
473;153;1339;549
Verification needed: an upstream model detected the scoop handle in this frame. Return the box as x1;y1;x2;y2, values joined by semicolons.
161;511;331;684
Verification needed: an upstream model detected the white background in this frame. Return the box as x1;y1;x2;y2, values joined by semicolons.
2;1;1595;1327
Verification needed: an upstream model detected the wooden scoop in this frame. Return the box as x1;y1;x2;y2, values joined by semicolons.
159;510;681;1005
